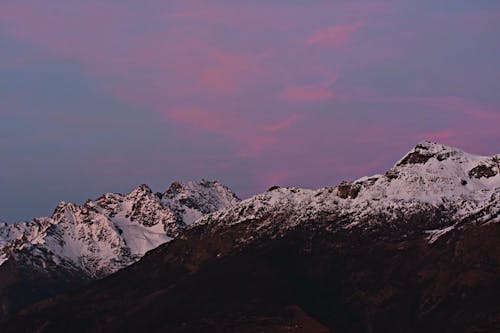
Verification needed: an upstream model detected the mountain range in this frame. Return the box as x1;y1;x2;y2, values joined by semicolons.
1;141;499;332
0;180;239;320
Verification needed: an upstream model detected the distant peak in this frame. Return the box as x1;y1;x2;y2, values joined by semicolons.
53;201;76;211
414;141;464;153
51;201;78;219
138;183;152;191
199;178;220;187
397;141;466;167
137;184;151;192
129;184;153;195
164;181;185;197
164;179;225;197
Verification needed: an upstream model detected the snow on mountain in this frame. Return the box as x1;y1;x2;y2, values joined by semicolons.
194;141;500;244
162;180;242;225
0;180;239;278
0;142;498;278
0;142;498;326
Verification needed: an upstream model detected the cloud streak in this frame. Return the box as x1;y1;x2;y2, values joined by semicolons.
307;23;363;48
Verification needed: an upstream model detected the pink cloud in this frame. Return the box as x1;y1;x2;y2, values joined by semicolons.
263;170;293;186
168;108;236;134
366;95;500;152
280;86;333;102
167;108;305;157
199;50;264;94
2;0;496;194
413;97;500;121
419;130;458;143
262;114;303;132
307;23;363;48
380;96;500;122
280;74;338;102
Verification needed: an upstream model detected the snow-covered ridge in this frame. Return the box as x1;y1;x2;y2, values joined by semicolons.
194;142;499;243
0;180;239;277
1;142;498;276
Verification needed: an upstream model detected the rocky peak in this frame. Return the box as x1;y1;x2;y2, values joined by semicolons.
162;180;241;225
396;141;463;166
126;184;153;199
164;181;185;198
51;201;80;224
346;143;500;211
0;180;239;278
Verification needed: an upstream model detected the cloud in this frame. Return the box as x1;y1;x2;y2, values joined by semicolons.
263;170;293;186
280;74;338;102
199;50;264;94
382;96;500;122
167;107;304;157
280;86;333;102
419;129;457;143
168;108;237;134
261;114;303;132
307;23;363;48
367;95;500;152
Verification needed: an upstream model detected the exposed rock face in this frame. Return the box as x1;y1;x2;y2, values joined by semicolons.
336;181;361;199
468;164;497;179
2;142;499;332
397;150;433;165
0;180;239;320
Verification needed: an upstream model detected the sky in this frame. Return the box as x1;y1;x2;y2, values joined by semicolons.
1;0;499;222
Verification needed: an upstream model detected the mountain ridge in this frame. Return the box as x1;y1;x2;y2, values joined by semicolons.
190;141;499;244
2;141;499;332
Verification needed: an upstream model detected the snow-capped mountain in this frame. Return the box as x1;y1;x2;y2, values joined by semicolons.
0;179;239;278
0;179;239;320
5;142;498;333
194;141;499;243
2;142;500;332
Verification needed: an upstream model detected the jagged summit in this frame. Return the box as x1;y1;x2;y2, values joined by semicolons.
128;183;153;196
0;179;239;278
0;179;239;320
162;179;240;225
352;141;500;205
396;141;496;167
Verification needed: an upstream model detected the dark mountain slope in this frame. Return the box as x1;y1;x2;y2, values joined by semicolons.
3;206;500;332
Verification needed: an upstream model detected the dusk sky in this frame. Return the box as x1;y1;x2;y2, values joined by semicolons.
1;1;499;222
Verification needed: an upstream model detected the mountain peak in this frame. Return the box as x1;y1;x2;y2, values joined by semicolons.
393;141;499;179
340;142;499;209
162;179;241;225
128;184;153;196
51;201;78;219
396;141;466;167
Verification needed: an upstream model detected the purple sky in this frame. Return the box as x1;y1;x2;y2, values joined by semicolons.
1;1;499;222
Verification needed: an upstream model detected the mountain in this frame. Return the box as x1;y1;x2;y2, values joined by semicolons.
2;142;500;332
0;179;239;320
